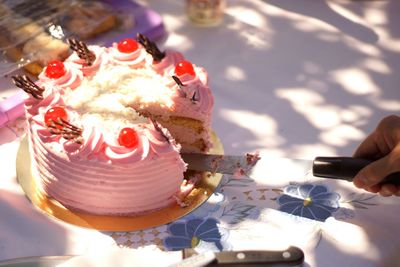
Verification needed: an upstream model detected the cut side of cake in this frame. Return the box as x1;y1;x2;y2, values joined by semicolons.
13;35;214;216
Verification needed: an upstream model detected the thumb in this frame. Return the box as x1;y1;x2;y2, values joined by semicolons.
353;147;400;189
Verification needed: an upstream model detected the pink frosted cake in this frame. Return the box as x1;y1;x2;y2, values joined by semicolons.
13;35;214;215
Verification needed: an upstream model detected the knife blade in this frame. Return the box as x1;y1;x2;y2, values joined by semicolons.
170;246;304;267
181;153;400;185
181;153;260;176
0;255;73;266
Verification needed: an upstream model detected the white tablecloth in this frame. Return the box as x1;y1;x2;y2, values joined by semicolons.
1;0;399;266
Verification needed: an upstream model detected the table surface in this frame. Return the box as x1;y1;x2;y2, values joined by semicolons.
0;0;399;266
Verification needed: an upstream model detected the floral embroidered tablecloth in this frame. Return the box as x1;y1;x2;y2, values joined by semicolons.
1;117;399;267
2;0;400;264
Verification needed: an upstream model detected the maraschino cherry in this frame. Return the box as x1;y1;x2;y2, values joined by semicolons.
174;60;196;77
44;106;68;127
117;38;139;53
45;60;66;79
118;127;139;148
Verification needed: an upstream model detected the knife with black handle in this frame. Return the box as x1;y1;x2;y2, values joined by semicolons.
171;246;305;267
206;246;305;266
312;156;400;185
181;153;400;185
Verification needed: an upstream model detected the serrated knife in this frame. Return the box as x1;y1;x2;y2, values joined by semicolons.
181;153;400;185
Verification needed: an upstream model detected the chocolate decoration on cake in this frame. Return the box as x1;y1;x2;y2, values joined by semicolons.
12;75;44;99
67;38;96;66
48;118;83;144
172;75;185;87
191;91;199;103
137;33;165;63
172;75;187;98
151;119;171;144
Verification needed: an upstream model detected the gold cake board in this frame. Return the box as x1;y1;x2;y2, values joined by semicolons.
16;133;223;232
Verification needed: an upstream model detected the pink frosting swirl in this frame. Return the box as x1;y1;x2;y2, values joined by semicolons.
196;67;209;86
170;66;208;86
105;132;149;164
108;43;147;68
23;82;64;119
29;91;184;164
32;107;83;148
168;69;214;117
33;123;61;143
190;81;213;115
151;50;184;75
101;121;182;163
38;62;83;90
65;46;107;76
144;122;180;155
64;126;104;160
62;121;182;165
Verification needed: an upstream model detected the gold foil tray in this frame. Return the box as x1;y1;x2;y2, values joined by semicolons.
16;133;223;231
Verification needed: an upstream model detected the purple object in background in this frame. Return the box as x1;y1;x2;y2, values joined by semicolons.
0;0;165;128
0;91;25;127
91;0;165;46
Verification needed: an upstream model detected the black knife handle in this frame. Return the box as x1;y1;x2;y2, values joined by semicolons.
207;246;304;266
313;157;400;185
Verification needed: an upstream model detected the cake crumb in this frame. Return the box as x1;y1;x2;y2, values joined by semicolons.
210;155;224;174
246;152;260;166
232;152;260;178
174;173;202;207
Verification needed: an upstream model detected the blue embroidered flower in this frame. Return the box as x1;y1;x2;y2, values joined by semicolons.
186;192;225;219
163;217;224;251
277;184;340;222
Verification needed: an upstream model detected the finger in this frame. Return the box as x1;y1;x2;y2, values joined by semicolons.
353;147;400;188
394;185;400;197
354;115;400;159
365;184;381;194
379;184;398;197
373;115;400;155
353;132;379;158
395;187;400;197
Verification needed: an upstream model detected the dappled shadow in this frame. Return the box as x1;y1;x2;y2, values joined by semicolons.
215;170;400;266
267;0;379;43
83;0;400;264
2;0;398;264
0;117;26;145
0;190;69;261
140;0;400;264
147;0;400;159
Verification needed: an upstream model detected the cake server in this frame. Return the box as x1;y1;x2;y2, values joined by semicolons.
181;153;400;185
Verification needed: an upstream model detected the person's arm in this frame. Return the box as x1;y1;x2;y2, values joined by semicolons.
353;115;400;197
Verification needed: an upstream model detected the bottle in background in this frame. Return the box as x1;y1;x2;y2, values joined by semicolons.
186;0;225;27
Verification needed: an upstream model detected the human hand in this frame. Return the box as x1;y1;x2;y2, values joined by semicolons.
353;115;400;197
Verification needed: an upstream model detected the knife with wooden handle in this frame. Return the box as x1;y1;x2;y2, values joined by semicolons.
181;153;400;185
